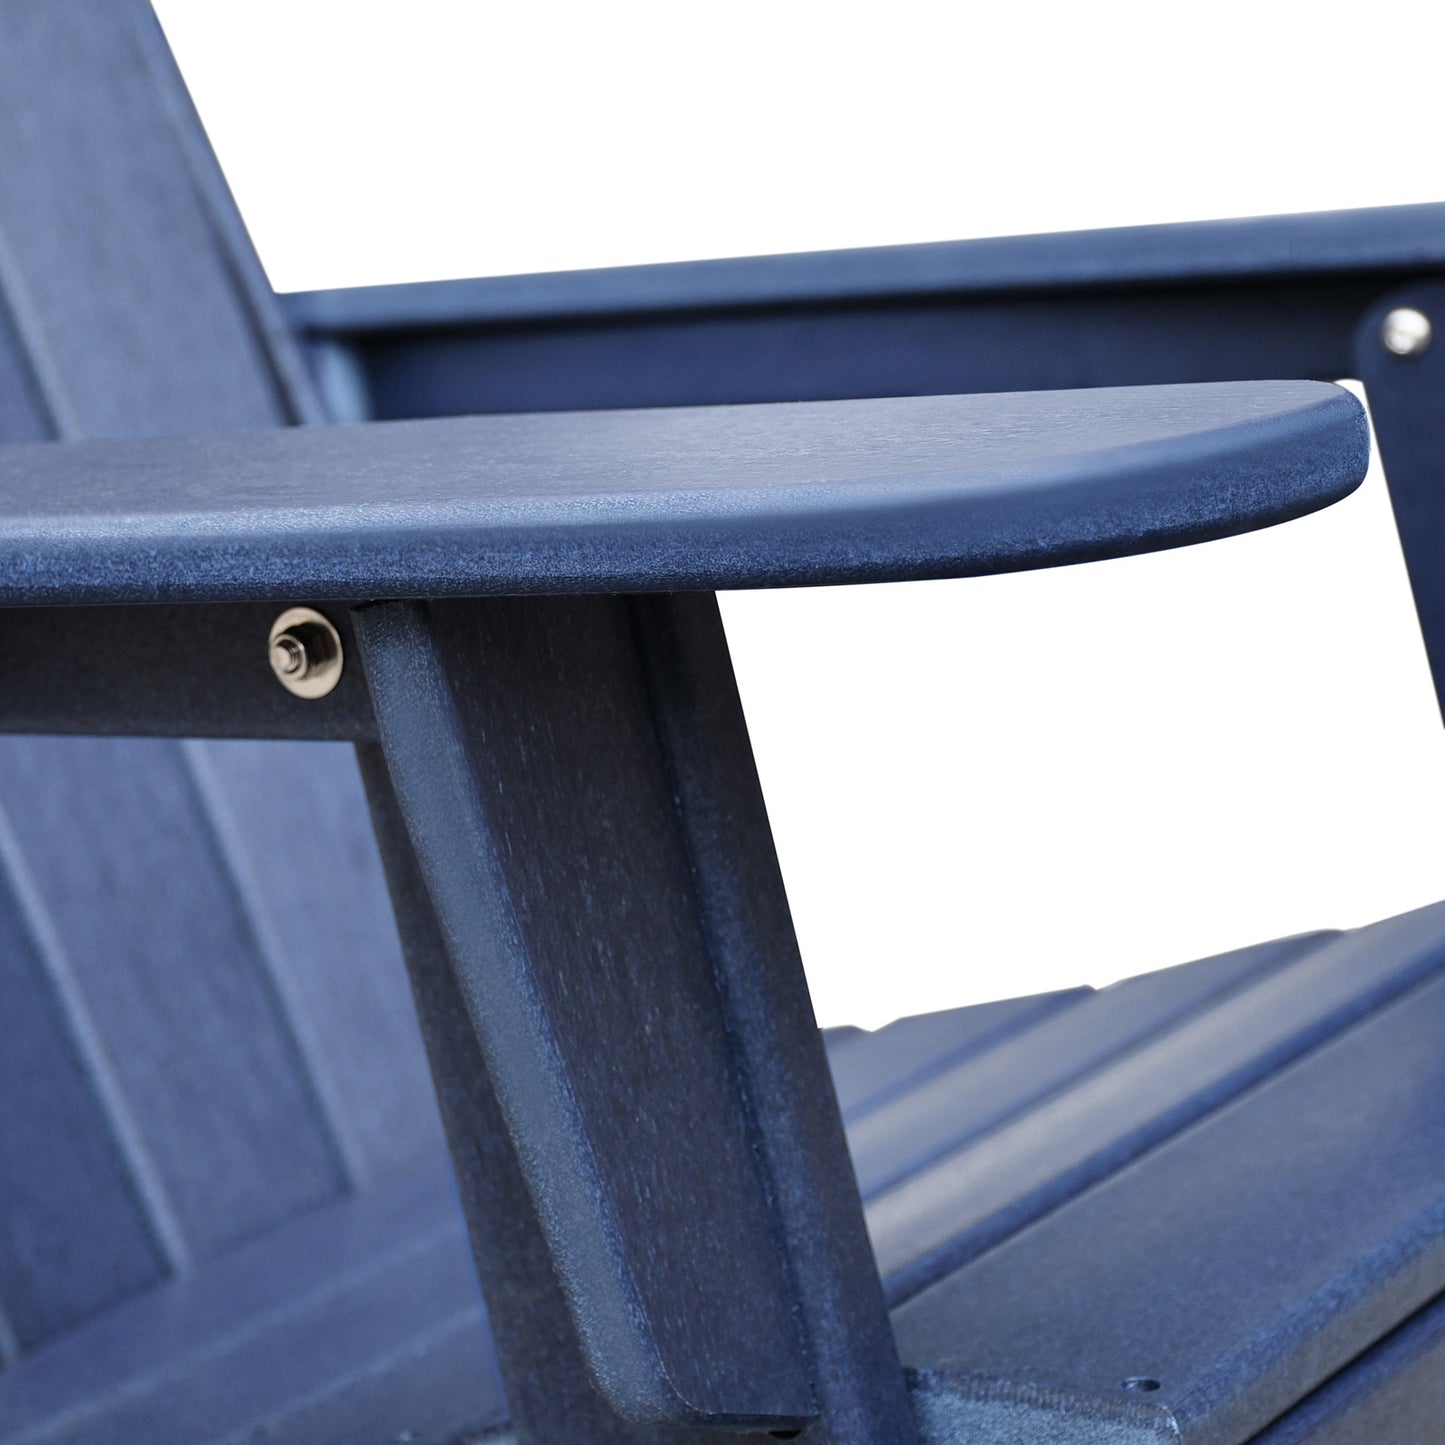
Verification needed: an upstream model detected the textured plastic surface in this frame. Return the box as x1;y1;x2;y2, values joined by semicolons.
0;382;1366;605
284;201;1445;333
1251;1291;1445;1444
894;911;1445;1442
0;0;433;1375
10;912;1445;1441
846;934;1315;1206
284;203;1442;431
0;2;1434;1439
356;595;912;1438
1355;282;1445;721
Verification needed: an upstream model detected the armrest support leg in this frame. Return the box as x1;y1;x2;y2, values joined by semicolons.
1356;285;1445;724
352;595;914;1443
355;740;628;1442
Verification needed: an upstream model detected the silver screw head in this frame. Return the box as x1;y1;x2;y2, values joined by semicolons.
268;607;344;699
1382;307;1433;357
270;634;308;678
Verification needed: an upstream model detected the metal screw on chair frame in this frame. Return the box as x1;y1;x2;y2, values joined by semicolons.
1381;307;1433;357
268;606;344;698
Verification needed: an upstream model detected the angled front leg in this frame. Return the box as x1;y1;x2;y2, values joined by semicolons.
352;595;914;1443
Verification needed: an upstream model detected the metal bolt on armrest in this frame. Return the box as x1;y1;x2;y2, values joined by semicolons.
1381;307;1433;357
268;606;344;698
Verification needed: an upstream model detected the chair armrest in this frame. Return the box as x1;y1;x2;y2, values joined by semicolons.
283;203;1445;335
0;381;1365;606
281;205;1441;422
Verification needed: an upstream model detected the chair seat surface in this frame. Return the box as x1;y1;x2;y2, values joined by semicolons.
0;381;1363;604
6;902;1445;1444
889;901;1445;1443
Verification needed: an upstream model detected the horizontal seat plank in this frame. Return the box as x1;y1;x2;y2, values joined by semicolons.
869;903;1445;1306
891;906;1445;1442
0;382;1363;604
828;989;1092;1123
9;920;1445;1442
847;932;1319;1207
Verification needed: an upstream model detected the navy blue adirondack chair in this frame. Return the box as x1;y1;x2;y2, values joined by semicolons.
0;4;1443;1442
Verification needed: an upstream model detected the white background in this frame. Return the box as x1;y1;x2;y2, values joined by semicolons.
156;0;1445;1029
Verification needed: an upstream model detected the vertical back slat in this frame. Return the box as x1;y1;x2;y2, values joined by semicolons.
0;0;439;1355
0;850;168;1352
0;740;349;1256
182;740;445;1184
0;3;297;436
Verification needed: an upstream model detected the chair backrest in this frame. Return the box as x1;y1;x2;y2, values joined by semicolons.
0;0;443;1364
